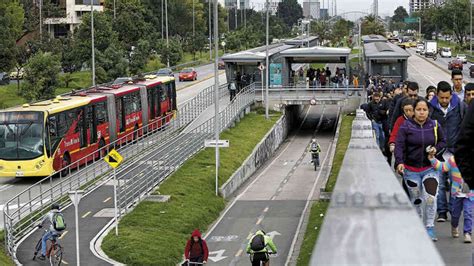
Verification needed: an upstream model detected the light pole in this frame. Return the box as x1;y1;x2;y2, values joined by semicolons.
68;190;84;266
213;0;219;196
91;0;96;87
113;0;116;19
165;0;169;67
265;0;269;119
209;0;212;61
471;0;473;55
161;0;164;39
39;0;43;41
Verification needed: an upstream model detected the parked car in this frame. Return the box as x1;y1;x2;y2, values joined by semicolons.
457;54;468;64
440;47;452;58
179;68;197;81
156;68;174;77
113;77;132;85
9;68;24;80
470;64;474;78
0;72;10;85
448;59;463;71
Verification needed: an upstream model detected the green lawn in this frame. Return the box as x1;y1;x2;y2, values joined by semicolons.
296;201;330;266
102;112;281;265
324;114;354;192
351;48;360;54
0;231;14;266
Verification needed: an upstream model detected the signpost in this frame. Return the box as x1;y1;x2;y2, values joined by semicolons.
104;149;123;235
205;139;229;195
68;190;84;266
403;17;418;23
258;63;265;103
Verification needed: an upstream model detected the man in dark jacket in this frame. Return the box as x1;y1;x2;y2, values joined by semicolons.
455;101;474;195
367;92;389;150
430;81;467;222
390;81;422;130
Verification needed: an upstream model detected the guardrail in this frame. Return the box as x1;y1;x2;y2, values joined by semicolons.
2;83;229;259
253;86;362;102
116;84;255;215
310;109;444;265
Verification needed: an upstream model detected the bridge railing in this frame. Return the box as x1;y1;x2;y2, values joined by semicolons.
253;85;363;101
310;109;444;265
2;83;228;260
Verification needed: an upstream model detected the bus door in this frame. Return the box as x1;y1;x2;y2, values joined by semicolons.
88;105;97;145
167;83;173;113
171;81;177;111
76;108;88;149
148;87;156;121
116;97;126;134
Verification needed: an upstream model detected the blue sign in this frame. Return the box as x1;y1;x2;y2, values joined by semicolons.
270;63;282;86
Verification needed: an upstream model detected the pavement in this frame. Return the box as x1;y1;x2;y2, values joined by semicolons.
204;105;339;265
406;50;473;265
0;64;225;230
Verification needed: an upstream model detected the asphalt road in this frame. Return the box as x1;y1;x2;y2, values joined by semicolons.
0;64;227;230
404;49;473;265
204;104;339;265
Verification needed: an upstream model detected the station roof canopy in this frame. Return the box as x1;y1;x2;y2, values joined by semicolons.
221;43;295;63
362;35;387;43
280;46;351;63
283;36;318;46
364;41;410;59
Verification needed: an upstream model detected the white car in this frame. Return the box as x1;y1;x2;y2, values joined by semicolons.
416;44;424;53
440;47;452;58
457;54;468;64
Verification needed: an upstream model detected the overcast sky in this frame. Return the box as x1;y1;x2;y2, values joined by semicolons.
249;0;409;18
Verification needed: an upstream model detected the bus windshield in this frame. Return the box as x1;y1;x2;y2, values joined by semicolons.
0;111;44;160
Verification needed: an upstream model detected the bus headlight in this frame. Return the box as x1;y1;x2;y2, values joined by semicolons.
35;160;45;170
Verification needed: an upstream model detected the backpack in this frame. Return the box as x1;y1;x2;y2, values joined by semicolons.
53;213;66;231
250;234;265;251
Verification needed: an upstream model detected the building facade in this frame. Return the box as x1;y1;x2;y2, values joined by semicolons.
409;0;435;14
303;0;320;19
224;0;249;9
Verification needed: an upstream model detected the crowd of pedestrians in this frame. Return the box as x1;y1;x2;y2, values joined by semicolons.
362;69;474;242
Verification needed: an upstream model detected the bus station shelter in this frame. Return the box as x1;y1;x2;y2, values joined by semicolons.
363;41;410;82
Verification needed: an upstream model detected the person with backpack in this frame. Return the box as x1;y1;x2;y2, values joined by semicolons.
246;230;277;266
228;80;237;101
183;229;209;265
37;203;66;260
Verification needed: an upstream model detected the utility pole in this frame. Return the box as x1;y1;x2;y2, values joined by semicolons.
209;0;212;60
213;0;219;196
235;5;238;30
91;0;96;87
161;0;164;39
39;0;43;41
165;0;169;67
471;0;473;55
419;17;422;41
113;0;116;19
265;0;269;119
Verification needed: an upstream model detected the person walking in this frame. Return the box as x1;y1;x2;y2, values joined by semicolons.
395;98;446;241
452;70;465;101
464;83;474;105
429;81;467;222
367;92;389;151
455;100;474;196
183;229;209;265
228;80;237;101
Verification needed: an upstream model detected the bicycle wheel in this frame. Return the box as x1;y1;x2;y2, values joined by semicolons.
49;244;63;266
33;237;42;260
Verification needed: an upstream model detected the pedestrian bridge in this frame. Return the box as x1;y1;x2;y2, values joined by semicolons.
253;85;362;105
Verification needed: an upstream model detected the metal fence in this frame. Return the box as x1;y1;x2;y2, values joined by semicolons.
116;84;255;216
2;83;228;258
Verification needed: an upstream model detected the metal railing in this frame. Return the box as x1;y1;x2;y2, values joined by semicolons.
116;84;255;215
253;86;362;102
3;83;228;259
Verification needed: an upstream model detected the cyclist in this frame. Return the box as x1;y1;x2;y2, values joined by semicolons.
246;230;277;266
184;229;209;265
37;203;66;260
309;139;322;166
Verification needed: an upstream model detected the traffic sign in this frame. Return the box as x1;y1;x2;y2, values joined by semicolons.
104;149;123;168
205;139;229;148
404;17;419;23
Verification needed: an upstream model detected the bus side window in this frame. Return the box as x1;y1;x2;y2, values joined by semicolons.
48;116;57;137
96;102;108;124
160;85;167;102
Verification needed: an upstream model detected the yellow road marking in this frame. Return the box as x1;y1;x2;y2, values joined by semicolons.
58;231;68;240
263;207;269;213
103;197;111;203
235;249;243;257
256;218;263;225
82;211;91;218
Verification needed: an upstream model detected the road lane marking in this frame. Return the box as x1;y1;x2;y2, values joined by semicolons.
235;249;243;257
256;218;263;225
103;197;111;203
58;231;68;239
61;259;69;265
247;233;252;240
263;207;269;213
82;211;91;218
0;184;13;192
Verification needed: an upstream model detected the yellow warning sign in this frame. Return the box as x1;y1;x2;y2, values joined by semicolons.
104;149;123;168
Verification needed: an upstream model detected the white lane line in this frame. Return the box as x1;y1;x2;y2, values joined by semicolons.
0;184;14;192
235;249;243;257
103;197;111;203
58;231;68;240
82;211;92;218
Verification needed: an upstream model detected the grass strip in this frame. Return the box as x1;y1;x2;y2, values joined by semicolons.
325;114;355;192
102;112;281;265
0;230;14;266
295;201;330;266
295;113;355;265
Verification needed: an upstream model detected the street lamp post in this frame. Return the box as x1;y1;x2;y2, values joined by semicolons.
471;0;473;55
213;0;219;196
165;0;169;67
209;0;212;60
39;0;43;41
265;0;269;119
113;0;116;19
91;0;96;87
68;190;84;266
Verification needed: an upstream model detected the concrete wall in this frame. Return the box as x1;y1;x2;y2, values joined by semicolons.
219;105;299;198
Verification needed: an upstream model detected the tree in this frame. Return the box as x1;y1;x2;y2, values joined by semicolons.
392;6;409;23
0;1;25;72
129;39;152;75
438;0;470;46
96;43;128;83
276;0;303;28
158;38;183;66
332;19;354;44
13;46;31;93
20;52;61;101
361;15;385;36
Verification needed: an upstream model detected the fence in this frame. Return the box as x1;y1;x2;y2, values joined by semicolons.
2;83;229;259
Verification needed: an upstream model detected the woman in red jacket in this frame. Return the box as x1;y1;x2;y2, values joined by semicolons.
389;98;415;153
184;229;209;265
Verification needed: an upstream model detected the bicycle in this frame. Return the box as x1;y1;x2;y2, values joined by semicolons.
311;152;320;171
248;251;276;266
33;229;64;266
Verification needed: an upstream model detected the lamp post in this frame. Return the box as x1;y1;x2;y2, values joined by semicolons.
39;0;43;41
265;0;269;120
91;0;96;87
68;190;84;266
165;0;169;67
113;0;116;19
213;0;219;196
209;0;212;60
471;0;473;55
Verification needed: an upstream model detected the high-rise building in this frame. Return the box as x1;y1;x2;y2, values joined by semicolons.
409;0;435;14
320;8;328;19
303;0;320;19
224;0;249;9
269;0;282;15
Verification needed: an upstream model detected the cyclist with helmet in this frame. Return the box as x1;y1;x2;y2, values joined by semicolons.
37;203;66;260
246;230;277;266
309;139;322;167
